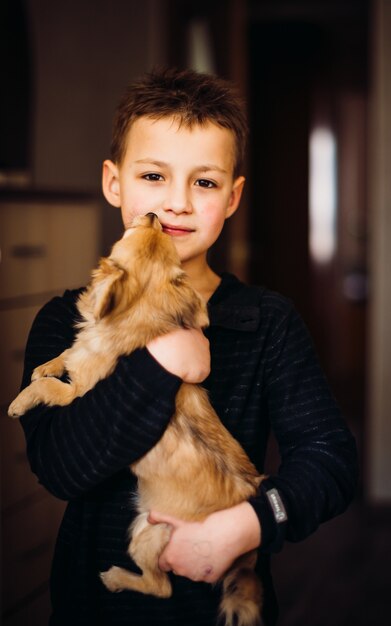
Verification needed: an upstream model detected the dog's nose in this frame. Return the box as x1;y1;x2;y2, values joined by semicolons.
145;212;161;229
129;213;161;231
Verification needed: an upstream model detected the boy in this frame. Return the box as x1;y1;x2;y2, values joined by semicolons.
19;68;357;626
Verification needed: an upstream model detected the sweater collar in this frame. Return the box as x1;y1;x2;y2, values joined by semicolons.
207;273;261;332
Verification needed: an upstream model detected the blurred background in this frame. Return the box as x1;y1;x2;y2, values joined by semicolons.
0;0;390;624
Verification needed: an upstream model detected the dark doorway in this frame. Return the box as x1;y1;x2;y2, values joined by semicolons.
248;4;369;446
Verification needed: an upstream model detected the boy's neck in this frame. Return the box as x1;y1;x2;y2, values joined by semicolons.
183;259;221;303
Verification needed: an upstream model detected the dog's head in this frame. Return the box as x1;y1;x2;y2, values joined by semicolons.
86;213;209;332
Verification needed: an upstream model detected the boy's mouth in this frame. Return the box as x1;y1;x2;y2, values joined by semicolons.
161;223;194;237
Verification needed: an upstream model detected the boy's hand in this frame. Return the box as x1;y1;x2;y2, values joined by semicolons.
148;502;261;583
147;328;210;383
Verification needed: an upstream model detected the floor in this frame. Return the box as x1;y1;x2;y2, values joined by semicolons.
271;498;391;625
267;374;391;625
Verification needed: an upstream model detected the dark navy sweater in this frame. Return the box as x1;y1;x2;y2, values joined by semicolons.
19;273;358;626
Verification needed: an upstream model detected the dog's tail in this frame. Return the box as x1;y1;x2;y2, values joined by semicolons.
219;551;263;626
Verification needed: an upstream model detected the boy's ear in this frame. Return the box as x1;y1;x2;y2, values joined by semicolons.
102;160;121;208
226;175;245;219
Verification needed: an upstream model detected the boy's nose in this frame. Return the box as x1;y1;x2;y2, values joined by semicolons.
163;183;192;214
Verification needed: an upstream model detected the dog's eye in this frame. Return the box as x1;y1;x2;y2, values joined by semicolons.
143;173;164;182
171;271;185;286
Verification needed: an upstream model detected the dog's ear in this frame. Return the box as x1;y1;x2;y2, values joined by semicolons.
180;290;209;329
171;271;209;329
91;258;125;320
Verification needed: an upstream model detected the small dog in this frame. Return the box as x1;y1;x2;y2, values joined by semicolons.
9;213;264;626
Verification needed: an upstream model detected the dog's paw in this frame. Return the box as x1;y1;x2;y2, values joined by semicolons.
8;387;37;418
8;396;26;418
32;364;56;381
100;567;124;593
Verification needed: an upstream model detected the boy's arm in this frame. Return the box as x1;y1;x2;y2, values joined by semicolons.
150;303;358;581
19;291;209;501
247;304;358;553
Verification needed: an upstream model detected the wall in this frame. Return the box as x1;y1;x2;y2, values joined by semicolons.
367;0;391;501
27;0;167;192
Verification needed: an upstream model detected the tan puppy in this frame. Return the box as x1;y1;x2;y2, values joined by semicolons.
9;213;264;626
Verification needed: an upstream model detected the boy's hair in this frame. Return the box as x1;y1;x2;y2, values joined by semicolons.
111;68;248;177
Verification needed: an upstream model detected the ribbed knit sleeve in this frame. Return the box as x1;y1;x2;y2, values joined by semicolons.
249;301;358;552
19;290;181;500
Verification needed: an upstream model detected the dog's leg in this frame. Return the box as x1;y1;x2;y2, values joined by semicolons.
31;350;69;381
100;514;172;598
219;550;263;626
8;377;77;418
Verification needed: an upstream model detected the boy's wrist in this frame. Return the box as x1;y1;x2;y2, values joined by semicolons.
124;347;182;394
249;482;288;553
207;502;261;559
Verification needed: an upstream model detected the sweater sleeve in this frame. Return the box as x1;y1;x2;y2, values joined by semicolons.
249;304;358;552
19;291;181;501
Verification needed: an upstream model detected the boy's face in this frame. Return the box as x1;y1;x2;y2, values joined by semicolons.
102;116;245;270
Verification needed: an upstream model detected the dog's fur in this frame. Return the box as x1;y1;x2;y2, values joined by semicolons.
9;213;264;626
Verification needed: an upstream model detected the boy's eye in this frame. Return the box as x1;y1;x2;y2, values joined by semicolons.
195;179;216;189
143;173;164;182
